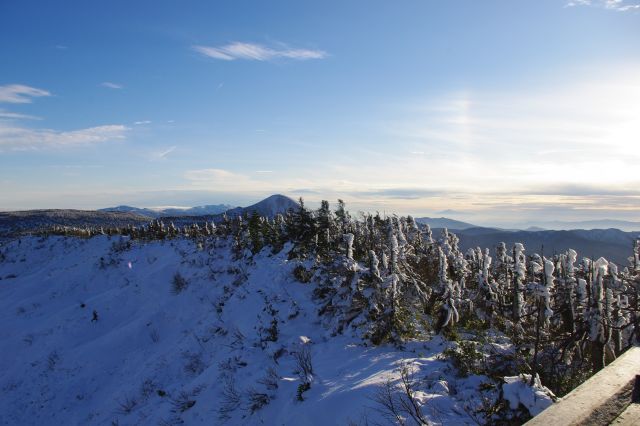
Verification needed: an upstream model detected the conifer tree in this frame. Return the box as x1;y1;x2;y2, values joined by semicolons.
512;243;527;323
589;258;610;372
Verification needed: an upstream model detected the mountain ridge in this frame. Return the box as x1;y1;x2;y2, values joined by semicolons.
99;204;235;218
414;216;479;230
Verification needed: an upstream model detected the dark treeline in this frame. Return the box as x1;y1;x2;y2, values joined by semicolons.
42;198;640;397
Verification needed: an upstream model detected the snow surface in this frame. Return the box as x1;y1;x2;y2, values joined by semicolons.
502;375;554;417
0;236;538;425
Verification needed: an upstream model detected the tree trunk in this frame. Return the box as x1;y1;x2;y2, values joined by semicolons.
591;340;605;373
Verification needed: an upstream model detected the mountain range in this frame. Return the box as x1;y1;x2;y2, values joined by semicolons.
99;204;235;218
414;217;638;265
451;227;636;266
524;219;640;233
414;217;478;230
158;194;300;228
98;194;300;221
1;195;637;265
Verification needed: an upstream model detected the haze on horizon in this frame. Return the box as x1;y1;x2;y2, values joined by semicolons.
1;0;639;227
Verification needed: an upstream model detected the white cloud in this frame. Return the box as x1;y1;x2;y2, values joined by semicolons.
0;84;51;104
0;123;128;150
101;82;123;89
134;120;151;125
0;110;40;120
567;0;640;11
184;168;242;182
184;168;278;193
192;42;326;61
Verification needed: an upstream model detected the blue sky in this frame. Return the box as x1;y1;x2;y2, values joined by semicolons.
1;0;639;225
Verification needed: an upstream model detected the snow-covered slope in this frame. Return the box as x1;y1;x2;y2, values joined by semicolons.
0;236;550;425
0;210;150;237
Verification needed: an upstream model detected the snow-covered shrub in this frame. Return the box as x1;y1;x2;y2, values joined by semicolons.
296;382;311;402
182;352;205;376
372;362;428;425
140;378;158;399
502;374;555;418
257;366;280;391
219;377;242;420
171;272;189;294
110;237;131;254
293;264;313;283
259;303;280;345
149;328;160;343
441;341;484;377
294;344;314;383
47;351;60;371
170;391;197;413
115;395;138;415
246;388;270;413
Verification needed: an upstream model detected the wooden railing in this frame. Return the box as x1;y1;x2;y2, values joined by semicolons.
526;346;640;425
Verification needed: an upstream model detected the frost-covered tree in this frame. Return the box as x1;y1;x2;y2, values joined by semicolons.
589;258;610;372
435;247;460;332
512;243;527;323
369;250;381;281
344;233;355;260
334;199;350;235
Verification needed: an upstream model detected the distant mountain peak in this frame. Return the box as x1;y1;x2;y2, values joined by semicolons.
414;216;478;230
224;194;299;218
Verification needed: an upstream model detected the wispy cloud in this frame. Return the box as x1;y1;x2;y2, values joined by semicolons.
134;120;151;125
351;188;446;200
184;168;244;182
0;110;40;120
387;66;640;192
101;81;123;89
192;42;326;61
183;168;278;193
0;123;128;150
517;184;640;197
567;0;640;11
0;84;51;104
150;145;176;160
436;209;467;215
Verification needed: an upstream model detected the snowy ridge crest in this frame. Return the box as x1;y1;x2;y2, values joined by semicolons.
2;201;636;425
